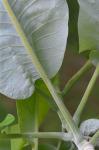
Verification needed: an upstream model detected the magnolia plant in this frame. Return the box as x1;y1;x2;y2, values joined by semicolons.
0;0;99;150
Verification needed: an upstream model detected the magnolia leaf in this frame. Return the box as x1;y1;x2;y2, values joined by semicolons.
80;119;99;136
90;50;99;66
78;0;99;53
0;114;15;129
0;0;68;99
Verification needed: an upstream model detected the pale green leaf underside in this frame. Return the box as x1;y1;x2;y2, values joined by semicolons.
78;0;99;53
0;0;68;99
80;119;99;136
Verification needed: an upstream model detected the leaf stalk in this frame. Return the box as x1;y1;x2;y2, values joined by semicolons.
90;130;99;146
62;60;92;96
0;132;72;141
73;65;99;124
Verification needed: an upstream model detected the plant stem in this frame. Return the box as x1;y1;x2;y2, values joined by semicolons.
73;65;99;124
35;86;58;111
32;98;38;150
37;75;79;142
56;141;62;150
90;130;99;146
36;87;70;131
3;0;80;143
36;87;70;132
0;132;71;141
56;128;65;150
62;60;92;96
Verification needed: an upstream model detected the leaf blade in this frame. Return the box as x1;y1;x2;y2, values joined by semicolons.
80;119;99;136
0;0;69;99
78;0;99;53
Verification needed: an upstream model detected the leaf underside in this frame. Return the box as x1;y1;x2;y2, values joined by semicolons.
78;0;99;53
0;0;68;99
80;119;99;136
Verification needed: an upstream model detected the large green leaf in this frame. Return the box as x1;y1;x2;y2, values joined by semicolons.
16;77;58;149
16;79;55;131
16;81;51;149
78;0;99;53
0;0;68;99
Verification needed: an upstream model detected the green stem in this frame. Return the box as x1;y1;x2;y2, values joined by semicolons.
35;87;58;111
3;0;80;143
32;98;38;150
62;60;92;96
0;132;71;141
36;87;70;131
56;141;62;150
56;128;65;150
73;66;99;124
36;87;69;131
90;130;99;146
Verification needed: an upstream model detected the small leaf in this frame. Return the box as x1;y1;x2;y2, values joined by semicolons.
0;0;69;99
80;119;99;136
78;0;99;53
90;50;99;66
0;114;15;129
